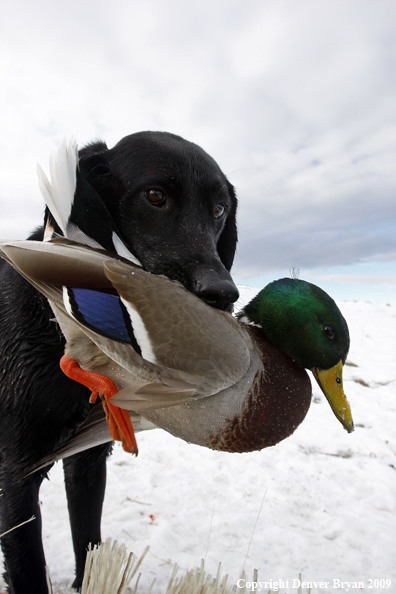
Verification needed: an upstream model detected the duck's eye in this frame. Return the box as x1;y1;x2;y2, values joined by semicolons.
323;325;335;339
336;377;341;384
214;203;226;219
145;189;166;207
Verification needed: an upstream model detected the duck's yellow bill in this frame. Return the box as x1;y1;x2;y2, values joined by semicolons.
311;360;354;433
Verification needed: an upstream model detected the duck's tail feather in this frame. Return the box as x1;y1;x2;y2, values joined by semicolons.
19;406;157;478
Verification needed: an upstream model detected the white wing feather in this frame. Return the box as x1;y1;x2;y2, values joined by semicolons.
37;138;78;235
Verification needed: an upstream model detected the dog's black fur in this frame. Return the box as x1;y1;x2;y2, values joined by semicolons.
0;132;238;593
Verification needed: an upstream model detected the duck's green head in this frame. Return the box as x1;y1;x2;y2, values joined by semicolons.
242;278;353;433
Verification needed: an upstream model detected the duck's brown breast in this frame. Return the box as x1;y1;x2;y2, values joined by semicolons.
208;325;312;453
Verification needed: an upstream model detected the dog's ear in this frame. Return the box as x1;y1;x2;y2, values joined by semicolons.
216;182;238;271
79;153;113;183
78;141;108;158
78;144;124;217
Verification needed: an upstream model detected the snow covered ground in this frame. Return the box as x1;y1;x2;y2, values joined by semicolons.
0;293;395;593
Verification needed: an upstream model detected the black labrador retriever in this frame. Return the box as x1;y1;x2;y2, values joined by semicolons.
0;132;239;593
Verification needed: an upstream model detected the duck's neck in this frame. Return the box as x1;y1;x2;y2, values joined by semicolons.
242;279;307;365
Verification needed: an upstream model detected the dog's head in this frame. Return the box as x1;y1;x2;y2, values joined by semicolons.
78;132;239;312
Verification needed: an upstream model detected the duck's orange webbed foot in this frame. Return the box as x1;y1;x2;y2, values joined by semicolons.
59;355;138;455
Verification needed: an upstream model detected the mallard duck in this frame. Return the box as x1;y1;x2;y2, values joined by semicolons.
0;238;353;463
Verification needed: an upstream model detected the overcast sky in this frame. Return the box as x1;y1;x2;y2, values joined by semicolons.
0;0;395;302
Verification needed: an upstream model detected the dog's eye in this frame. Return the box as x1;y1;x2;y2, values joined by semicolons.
145;189;166;207
214;203;226;219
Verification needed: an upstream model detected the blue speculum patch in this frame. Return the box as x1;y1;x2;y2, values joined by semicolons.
68;288;131;343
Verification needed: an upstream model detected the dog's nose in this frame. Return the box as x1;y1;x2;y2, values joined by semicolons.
194;271;240;312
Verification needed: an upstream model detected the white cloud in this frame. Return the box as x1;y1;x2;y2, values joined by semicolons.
0;0;395;298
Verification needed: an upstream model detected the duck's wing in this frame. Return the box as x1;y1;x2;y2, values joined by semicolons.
37;138;140;264
0;240;252;406
0;240;195;411
50;257;253;403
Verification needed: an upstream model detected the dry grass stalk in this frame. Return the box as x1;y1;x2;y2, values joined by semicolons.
81;539;148;594
164;561;260;594
79;539;261;594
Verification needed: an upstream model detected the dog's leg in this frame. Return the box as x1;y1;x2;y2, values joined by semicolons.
0;471;49;594
63;443;111;589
